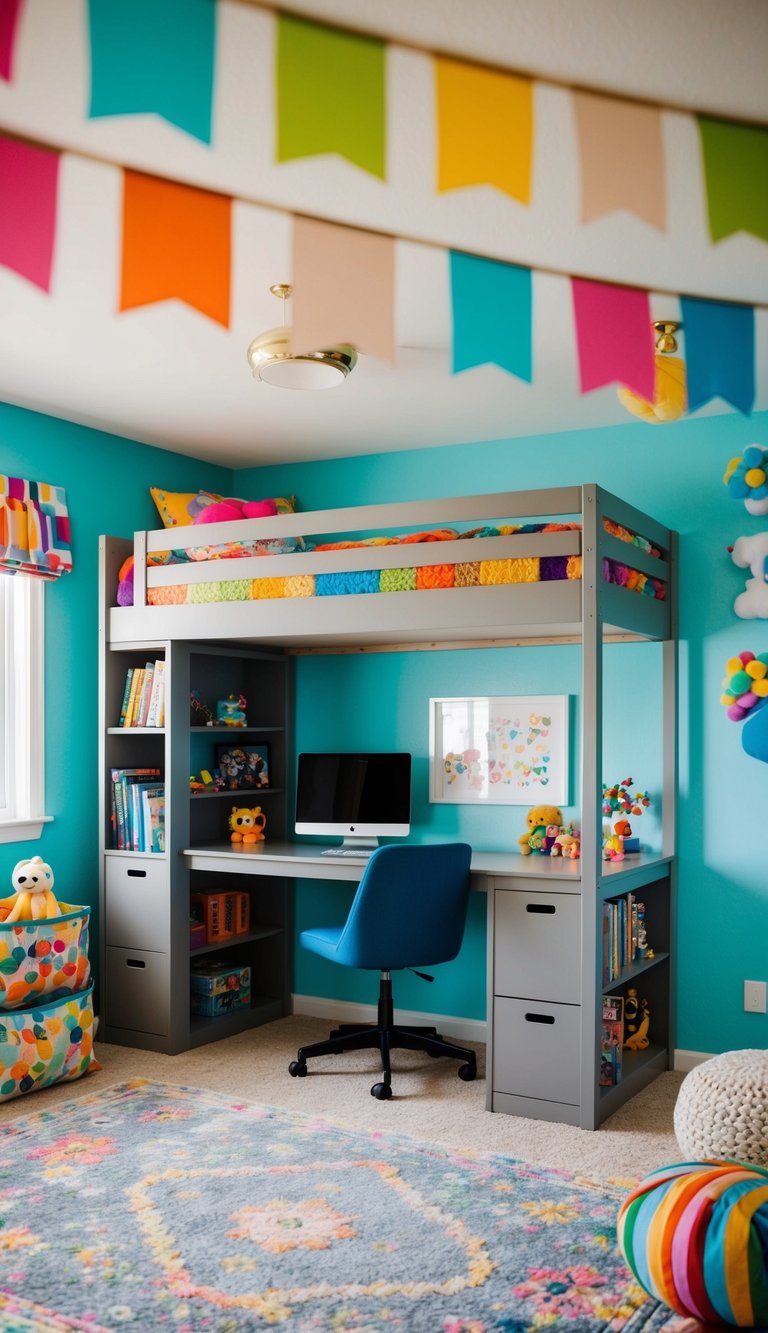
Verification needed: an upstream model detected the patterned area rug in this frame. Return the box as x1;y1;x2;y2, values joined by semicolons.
0;1079;687;1332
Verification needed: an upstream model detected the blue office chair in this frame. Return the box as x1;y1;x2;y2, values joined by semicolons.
288;842;477;1099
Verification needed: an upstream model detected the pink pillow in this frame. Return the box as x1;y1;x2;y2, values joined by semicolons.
192;498;278;525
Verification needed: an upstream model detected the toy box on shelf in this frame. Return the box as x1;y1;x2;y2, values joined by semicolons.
190;960;251;1017
0;858;99;1102
191;889;250;944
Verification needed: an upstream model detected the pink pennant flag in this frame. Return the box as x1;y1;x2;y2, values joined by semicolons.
0;0;23;81
571;278;655;400
0;135;60;290
572;91;666;230
291;216;395;363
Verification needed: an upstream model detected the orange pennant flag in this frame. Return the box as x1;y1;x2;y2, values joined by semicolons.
120;170;231;326
291;216;395;363
572;91;666;230
435;57;533;202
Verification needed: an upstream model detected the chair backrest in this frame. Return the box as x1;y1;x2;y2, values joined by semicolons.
332;842;473;971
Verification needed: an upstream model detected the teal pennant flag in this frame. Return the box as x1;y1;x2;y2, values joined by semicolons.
276;14;386;179
681;295;755;415
697;116;768;244
450;250;532;379
87;0;217;144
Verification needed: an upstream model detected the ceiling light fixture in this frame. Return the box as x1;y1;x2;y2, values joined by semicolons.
617;319;687;424
246;284;357;389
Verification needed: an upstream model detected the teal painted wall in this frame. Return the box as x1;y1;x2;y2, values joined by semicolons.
238;409;768;1054
2;402;766;1056
0;404;232;951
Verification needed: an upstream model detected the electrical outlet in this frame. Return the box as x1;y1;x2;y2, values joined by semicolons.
744;980;767;1013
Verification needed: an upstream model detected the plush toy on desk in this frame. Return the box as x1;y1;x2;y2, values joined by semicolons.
229;806;267;844
0;857;60;922
518;805;564;855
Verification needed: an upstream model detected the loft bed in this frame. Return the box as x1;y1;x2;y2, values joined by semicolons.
102;484;673;651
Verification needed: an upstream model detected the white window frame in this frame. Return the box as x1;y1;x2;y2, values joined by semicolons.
0;575;53;843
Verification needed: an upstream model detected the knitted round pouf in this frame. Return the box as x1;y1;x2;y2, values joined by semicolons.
617;1160;768;1326
674;1049;768;1167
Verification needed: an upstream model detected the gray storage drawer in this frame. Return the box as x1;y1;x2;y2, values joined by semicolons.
105;856;170;951
493;996;580;1105
494;889;580;1004
104;945;170;1036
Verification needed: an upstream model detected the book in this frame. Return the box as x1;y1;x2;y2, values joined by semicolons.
110;768;161;849
118;668;134;727
135;662;155;728
600;994;624;1086
124;668;143;728
147;659;166;728
140;785;165;853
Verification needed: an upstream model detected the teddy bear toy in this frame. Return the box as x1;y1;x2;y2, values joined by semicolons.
0;856;60;922
518;805;563;855
229;806;267;844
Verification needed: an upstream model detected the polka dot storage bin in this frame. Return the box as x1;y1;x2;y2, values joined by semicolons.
617;1159;768;1327
0;903;91;1011
0;985;99;1102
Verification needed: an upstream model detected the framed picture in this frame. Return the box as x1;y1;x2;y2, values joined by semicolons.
429;695;569;805
216;743;271;792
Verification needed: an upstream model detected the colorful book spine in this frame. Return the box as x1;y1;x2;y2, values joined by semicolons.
118;668;134;727
135;662;155;727
124;668;143;728
600;994;624;1085
147;659;166;728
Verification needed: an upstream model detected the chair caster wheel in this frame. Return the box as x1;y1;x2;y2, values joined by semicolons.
289;1060;307;1078
371;1082;392;1100
458;1063;476;1082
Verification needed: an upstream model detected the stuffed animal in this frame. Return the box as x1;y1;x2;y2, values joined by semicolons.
192;497;278;526
0;857;60;922
518;804;563;855
229;806;267;844
730;532;768;619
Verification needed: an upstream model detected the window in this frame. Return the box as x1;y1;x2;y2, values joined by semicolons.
0;575;51;842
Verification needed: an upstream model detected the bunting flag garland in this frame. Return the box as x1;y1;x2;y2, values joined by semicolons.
0;134;59;290
435;58;533;203
291;216;395;362
120;170;231;326
572;91;666;230
275;14;386;179
0;473;72;579
680;295;755;414
0;0;23;81
571;278;655;400
450;251;532;380
87;0;217;144
697;116;768;244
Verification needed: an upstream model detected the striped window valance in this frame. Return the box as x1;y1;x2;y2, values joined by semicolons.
0;473;73;579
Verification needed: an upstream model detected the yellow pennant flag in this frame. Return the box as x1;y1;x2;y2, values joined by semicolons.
435;57;533;202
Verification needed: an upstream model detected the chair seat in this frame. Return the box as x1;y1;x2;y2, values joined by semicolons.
299;924;343;962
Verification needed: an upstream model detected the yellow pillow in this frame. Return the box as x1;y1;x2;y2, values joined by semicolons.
150;488;297;529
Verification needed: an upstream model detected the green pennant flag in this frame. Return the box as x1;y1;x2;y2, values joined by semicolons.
275;14;386;179
697;116;768;244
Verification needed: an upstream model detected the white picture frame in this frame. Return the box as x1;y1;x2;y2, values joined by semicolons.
429;695;570;805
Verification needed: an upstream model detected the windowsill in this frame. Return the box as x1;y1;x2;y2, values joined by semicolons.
0;816;54;844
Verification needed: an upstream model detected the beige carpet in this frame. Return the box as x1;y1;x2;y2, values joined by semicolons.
0;1015;683;1180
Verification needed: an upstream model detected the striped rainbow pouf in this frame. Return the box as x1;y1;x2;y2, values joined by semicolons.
617;1160;768;1326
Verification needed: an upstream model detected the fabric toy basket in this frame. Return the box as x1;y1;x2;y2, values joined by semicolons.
0;902;91;1011
0;984;98;1102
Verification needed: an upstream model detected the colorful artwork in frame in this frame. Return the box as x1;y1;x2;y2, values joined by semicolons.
429;695;570;805
216;743;271;792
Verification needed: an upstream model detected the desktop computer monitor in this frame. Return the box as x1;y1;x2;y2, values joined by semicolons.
295;752;412;849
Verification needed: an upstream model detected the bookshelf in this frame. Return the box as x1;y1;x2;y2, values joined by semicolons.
98;621;293;1054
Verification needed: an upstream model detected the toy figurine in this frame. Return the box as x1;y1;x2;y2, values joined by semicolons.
624;989;651;1050
216;694;247;727
190;690;214;726
0;857;60;922
518;805;563;855
229;806;266;844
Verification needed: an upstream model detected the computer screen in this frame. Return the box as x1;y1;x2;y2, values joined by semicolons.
295;752;412;848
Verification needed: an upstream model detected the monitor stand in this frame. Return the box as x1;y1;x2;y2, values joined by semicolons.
341;835;379;851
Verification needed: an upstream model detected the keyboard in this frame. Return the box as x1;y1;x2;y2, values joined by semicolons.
319;847;374;859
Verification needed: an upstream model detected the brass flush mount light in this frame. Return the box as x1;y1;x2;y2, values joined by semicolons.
246;284;358;389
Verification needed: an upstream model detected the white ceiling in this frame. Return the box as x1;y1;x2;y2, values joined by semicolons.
0;0;766;467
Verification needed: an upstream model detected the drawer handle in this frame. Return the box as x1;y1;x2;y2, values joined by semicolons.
127;869;147;878
126;958;146;969
525;1012;555;1025
526;903;555;914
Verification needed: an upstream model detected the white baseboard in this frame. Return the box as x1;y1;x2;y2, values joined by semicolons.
674;1049;714;1073
292;995;487;1046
